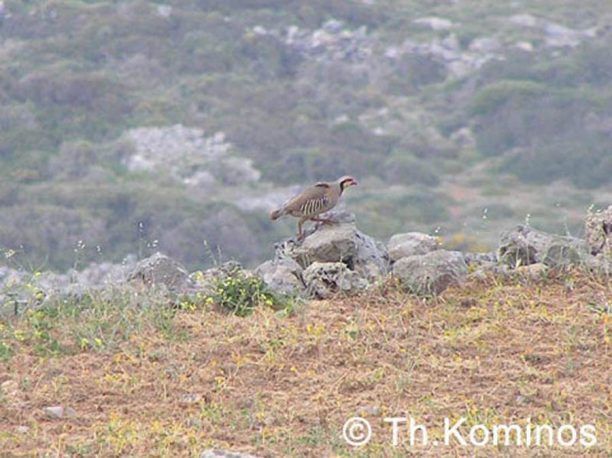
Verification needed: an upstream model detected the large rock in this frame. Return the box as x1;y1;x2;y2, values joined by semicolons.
303;262;368;299
585;205;612;257
127;252;192;291
284;222;390;281
497;225;588;268
387;232;439;261
393;250;467;295
254;258;305;296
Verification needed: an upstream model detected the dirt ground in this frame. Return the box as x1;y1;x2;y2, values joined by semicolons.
1;271;610;457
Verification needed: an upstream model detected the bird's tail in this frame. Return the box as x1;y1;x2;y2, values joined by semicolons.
269;208;284;220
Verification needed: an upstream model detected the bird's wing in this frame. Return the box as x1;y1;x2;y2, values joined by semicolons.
282;183;331;214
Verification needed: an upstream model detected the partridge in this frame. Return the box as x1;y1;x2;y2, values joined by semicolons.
270;176;358;240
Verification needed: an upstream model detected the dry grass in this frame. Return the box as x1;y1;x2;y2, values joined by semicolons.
0;270;610;457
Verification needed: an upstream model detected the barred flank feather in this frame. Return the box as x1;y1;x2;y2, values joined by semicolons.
300;197;327;216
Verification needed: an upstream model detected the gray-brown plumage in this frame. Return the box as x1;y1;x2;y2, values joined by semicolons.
270;176;358;240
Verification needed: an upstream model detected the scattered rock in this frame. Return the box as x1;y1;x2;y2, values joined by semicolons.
387;232;439;261
468;37;501;53
413;17;454;31
393;250;467;295
122;125;261;188
43;406;77;419
255;258;304;296
585;205;612;257
497;225;587;268
201;450;259;458
303;262;368;299
127;252;192;291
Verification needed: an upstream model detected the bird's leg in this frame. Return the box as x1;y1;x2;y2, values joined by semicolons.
296;218;306;241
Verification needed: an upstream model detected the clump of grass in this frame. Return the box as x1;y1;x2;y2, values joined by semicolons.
211;271;292;317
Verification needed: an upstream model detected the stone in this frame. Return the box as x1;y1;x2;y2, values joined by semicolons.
585;205;612;257
393;250;467;295
387;232;439;261
43;406;76;419
284;222;389;281
178;393;202;406
254;258;304;296
515;263;549;280
542;242;585;268
463;251;497;266
413;17;454;31
201;450;259;458
127;252;192;291
497;225;588;268
303;262;368;299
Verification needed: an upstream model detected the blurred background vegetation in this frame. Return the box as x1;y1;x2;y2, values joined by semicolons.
0;0;610;271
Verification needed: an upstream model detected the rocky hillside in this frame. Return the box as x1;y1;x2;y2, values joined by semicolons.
0;0;611;271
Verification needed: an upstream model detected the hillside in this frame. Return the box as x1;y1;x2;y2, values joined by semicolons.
1;0;611;271
1;271;610;456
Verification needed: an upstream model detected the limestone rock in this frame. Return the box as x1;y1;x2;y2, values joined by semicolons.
498;225;588;268
286;222;390;282
43;406;77;419
255;258;304;296
127;252;192;291
303;262;368;299
393;250;467;295
585;205;612;257
387;232;439;261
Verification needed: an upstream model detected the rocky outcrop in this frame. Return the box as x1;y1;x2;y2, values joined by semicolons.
281;222;390;282
387;232;439;261
393;250;468;295
257;220;388;298
122;125;261;188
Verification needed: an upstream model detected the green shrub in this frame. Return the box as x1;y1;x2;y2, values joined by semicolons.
211;271;289;317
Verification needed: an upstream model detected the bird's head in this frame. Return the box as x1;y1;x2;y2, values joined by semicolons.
338;175;358;192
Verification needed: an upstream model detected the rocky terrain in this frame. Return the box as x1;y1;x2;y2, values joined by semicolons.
2;205;610;317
